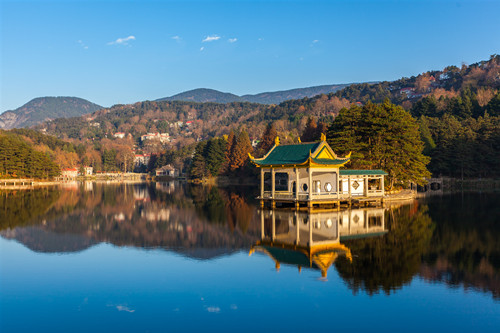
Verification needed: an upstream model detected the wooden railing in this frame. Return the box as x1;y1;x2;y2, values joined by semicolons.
262;189;384;200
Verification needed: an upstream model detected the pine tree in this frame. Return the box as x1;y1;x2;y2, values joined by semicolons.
205;137;227;177
327;100;431;189
189;141;208;179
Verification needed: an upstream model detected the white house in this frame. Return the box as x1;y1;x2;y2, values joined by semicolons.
155;164;178;177
61;168;78;178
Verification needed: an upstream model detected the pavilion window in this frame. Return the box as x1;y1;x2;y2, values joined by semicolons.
263;172;271;191
275;172;289;191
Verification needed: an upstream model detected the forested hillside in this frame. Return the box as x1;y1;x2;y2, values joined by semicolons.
29;55;500;180
0;130;61;179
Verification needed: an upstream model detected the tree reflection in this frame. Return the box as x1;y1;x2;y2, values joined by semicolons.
0;188;61;230
335;204;434;295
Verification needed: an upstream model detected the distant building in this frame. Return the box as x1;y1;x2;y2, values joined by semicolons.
113;132;126;139
399;87;418;98
134;154;151;167
61;168;78;178
169;121;184;128
439;72;450;80
141;132;170;143
83;166;93;176
155;164;178;177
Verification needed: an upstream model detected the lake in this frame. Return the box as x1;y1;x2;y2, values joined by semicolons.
1;182;499;332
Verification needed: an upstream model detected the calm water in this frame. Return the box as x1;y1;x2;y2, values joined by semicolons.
1;182;499;332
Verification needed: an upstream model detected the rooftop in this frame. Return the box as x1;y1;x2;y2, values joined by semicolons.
250;135;350;167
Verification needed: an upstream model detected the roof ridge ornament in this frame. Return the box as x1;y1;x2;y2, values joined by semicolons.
275;136;280;146
298;137;301;143
320;133;326;142
346;151;352;158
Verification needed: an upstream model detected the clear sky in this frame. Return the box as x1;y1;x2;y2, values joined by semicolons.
1;0;499;111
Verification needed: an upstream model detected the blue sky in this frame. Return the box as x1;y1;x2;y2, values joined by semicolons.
1;0;499;111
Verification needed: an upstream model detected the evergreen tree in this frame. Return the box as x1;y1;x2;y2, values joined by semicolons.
486;92;500;116
0;133;60;179
189;141;208;179
418;116;437;155
205;137;228;177
327;100;431;189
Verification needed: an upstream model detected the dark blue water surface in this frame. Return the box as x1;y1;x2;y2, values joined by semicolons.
1;183;499;332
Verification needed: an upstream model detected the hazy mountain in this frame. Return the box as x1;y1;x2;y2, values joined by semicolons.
157;88;243;103
242;84;351;104
157;84;353;104
0;96;102;129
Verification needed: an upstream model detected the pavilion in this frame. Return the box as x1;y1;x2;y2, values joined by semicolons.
249;134;387;208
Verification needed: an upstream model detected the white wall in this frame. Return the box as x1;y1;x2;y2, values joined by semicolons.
341;177;364;196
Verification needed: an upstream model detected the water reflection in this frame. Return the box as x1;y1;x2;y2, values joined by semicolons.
0;184;499;299
251;208;387;278
0;182;260;257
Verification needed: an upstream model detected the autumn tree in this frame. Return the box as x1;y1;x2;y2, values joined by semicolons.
301;117;318;142
256;123;277;156
116;146;135;172
228;129;253;174
222;130;236;173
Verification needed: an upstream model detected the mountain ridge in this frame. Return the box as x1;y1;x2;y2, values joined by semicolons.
0;96;102;130
0;84;358;129
156;84;354;104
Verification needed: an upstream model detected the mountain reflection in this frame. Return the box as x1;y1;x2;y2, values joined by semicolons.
0;182;261;258
0;185;499;298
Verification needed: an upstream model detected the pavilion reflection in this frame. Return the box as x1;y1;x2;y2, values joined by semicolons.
250;207;387;278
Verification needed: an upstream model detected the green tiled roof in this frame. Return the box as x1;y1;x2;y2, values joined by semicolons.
252;142;321;166
260;246;314;268
339;169;388;176
312;157;350;165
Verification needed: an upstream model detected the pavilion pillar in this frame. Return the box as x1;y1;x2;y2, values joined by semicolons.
260;168;264;198
271;211;276;241
308;215;313;246
308;167;312;200
295;210;300;245
364;175;368;197
295;168;299;202
348;175;351;198
271;168;275;199
261;210;265;239
381;176;385;196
